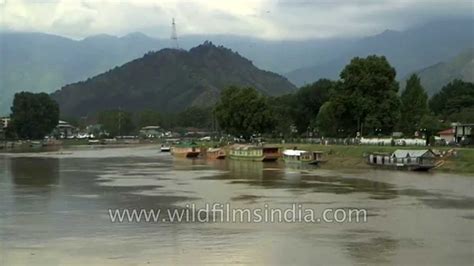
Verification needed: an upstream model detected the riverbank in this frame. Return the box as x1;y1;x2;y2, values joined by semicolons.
275;143;474;175
2;140;472;174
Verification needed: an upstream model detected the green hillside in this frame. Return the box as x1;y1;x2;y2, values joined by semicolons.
51;42;296;117
403;48;474;96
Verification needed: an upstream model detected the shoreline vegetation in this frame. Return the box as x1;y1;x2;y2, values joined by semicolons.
1;140;473;175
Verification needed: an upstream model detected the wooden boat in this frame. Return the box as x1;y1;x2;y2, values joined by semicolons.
367;149;436;171
206;148;226;159
282;149;324;165
160;144;171;152
229;145;279;162
171;143;200;158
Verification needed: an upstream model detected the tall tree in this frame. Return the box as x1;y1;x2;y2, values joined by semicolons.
10;92;59;139
315;101;339;137
292;79;334;134
399;74;429;135
429;80;474;121
269;94;296;137
215;86;274;139
98;110;134;137
177;106;213;128
137;109;162;128
328;55;400;136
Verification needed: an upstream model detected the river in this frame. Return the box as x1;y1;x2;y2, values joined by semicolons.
0;145;473;265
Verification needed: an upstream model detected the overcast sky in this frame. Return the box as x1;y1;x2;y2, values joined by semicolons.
1;0;472;40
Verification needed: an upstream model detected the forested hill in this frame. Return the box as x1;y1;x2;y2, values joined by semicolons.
51;41;296;117
403;48;474;96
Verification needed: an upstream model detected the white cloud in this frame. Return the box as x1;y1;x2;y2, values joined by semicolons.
0;0;472;39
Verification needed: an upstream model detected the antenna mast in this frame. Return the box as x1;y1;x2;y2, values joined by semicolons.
171;18;179;49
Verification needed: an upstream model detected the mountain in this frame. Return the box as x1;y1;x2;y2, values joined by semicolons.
2;19;473;114
0;31;168;115
51;42;296;117
0;31;351;115
286;19;474;87
402;48;474;96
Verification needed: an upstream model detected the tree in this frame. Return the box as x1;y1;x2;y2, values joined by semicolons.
292;79;334;134
419;114;444;146
329;55;400;136
98;110;135;136
215;86;274;139
399;74;429;135
10;92;59;139
137;109;161;128
429;80;474;121
177;106;213;128
315;101;339;136
268;94;296;137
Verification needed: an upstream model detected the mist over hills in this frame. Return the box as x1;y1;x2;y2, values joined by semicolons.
402;48;474;96
286;20;474;87
50;42;296;117
1;19;473;115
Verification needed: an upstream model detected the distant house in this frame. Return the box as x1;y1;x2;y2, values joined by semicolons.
54;120;77;138
454;123;473;143
0;117;11;140
139;126;163;138
86;124;108;138
1;117;10;129
437;128;455;143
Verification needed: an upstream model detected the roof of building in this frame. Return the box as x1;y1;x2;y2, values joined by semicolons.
438;128;455;135
454;123;474;127
392;149;433;158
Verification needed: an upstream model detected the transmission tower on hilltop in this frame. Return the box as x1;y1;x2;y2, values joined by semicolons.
171;18;179;49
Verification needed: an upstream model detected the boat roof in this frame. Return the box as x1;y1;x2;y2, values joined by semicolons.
207;148;222;152
392;149;432;158
232;145;278;150
283;149;322;156
173;142;198;147
283;149;308;156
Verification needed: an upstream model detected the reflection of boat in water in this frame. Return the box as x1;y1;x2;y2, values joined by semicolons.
160;144;171;152
229;145;279;162
171;143;200;158
367;149;437;171
205;148;226;159
282;149;324;165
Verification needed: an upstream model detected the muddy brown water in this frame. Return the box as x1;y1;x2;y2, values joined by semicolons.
0;145;473;265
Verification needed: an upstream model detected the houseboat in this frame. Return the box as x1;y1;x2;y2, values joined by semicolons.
282;149;324;165
229;145;280;162
205;148;226;159
367;149;437;171
171;143;201;158
160;144;171;152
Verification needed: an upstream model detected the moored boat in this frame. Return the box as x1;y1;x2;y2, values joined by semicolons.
160;144;171;152
206;148;226;159
171;143;201;158
282;149;324;165
229;145;279;162
367;149;437;171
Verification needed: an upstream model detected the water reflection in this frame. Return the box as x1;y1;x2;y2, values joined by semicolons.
10;157;59;186
344;233;399;264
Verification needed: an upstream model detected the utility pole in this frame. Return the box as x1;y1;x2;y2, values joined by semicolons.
171;18;179;49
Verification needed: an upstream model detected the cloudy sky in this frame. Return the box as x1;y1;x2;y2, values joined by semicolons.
0;0;472;40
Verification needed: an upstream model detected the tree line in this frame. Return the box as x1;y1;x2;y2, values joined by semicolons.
214;55;474;140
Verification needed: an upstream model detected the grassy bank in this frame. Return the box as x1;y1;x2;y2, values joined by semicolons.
275;143;474;175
